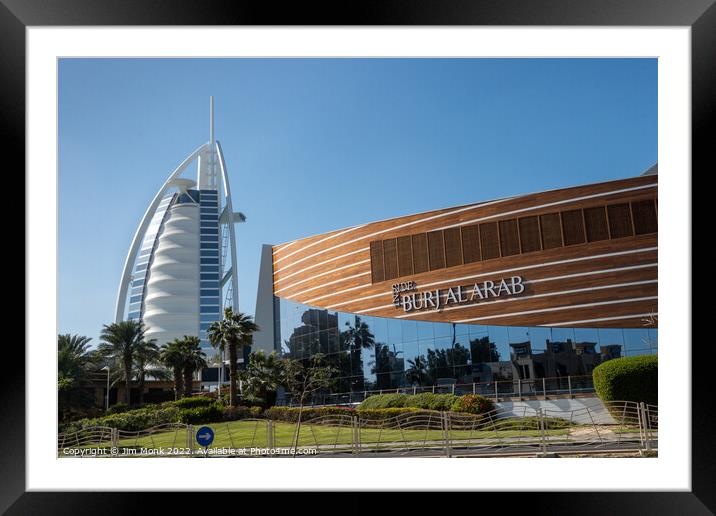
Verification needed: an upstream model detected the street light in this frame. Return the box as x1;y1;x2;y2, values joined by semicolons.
101;366;110;410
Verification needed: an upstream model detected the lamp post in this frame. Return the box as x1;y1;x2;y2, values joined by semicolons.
101;365;110;410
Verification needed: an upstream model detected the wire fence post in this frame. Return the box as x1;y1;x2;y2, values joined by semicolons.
567;376;572;397
494;381;498;402
352;416;360;455
267;419;274;449
638;402;651;452
111;428;118;454
542;378;547;399
473;382;476;395
538;408;547;457
517;379;522;399
187;424;194;456
443;412;452;458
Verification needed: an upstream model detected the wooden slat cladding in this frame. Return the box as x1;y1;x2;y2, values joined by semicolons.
382;238;399;280
273;174;656;271
397;236;413;277
631;199;658;235
369;241;384;283
561;209;586;246
539;213;563;249
479;222;501;260
499;219;520;256
412;233;429;274
607;203;634;238
584;206;610;242
519;216;542;253
271;174;658;329
427;230;446;270
443;228;463;268
461;224;481;263
330;194;657;286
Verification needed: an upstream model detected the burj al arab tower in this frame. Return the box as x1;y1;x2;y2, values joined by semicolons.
115;98;244;354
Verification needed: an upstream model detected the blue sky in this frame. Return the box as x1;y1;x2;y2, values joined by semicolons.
58;58;657;346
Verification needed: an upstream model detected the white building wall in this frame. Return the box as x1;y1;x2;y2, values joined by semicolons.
142;202;200;346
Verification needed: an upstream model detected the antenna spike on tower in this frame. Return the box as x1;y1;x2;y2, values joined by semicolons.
209;96;215;145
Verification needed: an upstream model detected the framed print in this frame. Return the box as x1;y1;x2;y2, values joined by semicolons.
6;0;712;513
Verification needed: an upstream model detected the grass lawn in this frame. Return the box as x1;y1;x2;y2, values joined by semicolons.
108;419;571;452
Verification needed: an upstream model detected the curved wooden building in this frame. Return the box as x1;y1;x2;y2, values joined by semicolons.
268;174;657;329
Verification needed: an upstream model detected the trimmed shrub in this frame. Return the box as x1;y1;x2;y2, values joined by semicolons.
106;402;130;415
450;394;495;415
177;402;225;424
263;406;438;424
61;406;181;433
221;406;254;421
593;354;658;405
403;393;458;411
171;396;218;409
357;407;437;421
359;392;494;414
358;393;408;409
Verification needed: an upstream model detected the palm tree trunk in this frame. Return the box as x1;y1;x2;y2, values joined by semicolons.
138;374;145;405
184;367;194;398
229;344;238;407
124;357;133;405
174;366;184;400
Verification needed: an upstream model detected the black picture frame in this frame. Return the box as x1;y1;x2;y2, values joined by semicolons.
5;0;710;513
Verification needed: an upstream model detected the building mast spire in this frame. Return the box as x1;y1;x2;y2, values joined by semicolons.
209;95;215;146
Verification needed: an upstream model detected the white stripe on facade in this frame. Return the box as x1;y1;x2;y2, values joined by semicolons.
272;182;657;275
540;313;658;327
318;247;657;309
274;247;370;283
274;224;367;264
273;196;515;265
274;259;371;294
453;296;658;324
282;271;372;299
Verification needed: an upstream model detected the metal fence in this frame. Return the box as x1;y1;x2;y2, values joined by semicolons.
281;375;597;407
58;401;656;458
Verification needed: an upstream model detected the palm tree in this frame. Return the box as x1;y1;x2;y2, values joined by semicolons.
98;320;147;405
341;316;375;391
180;336;207;398
133;338;166;405
58;334;97;421
207;308;260;407
160;339;187;400
239;350;282;407
406;355;429;386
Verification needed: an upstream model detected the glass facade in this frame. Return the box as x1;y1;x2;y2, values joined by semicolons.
273;297;657;394
198;189;222;356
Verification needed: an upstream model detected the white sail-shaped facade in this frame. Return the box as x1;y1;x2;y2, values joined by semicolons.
114;98;242;353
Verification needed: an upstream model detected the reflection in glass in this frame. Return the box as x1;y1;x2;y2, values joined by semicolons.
273;297;658;393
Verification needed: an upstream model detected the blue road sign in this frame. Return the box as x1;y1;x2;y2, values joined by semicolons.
196;426;215;447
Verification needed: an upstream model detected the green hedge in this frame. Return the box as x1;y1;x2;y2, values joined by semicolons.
59;403;262;433
593;354;658;405
60;406;181;434
357;393;409;409
171;396;219;409
450;394;495;414
177;403;225;424
264;406;440;423
105;402;130;415
358;392;494;414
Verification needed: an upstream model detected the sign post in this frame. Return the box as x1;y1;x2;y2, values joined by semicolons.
195;426;215;457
